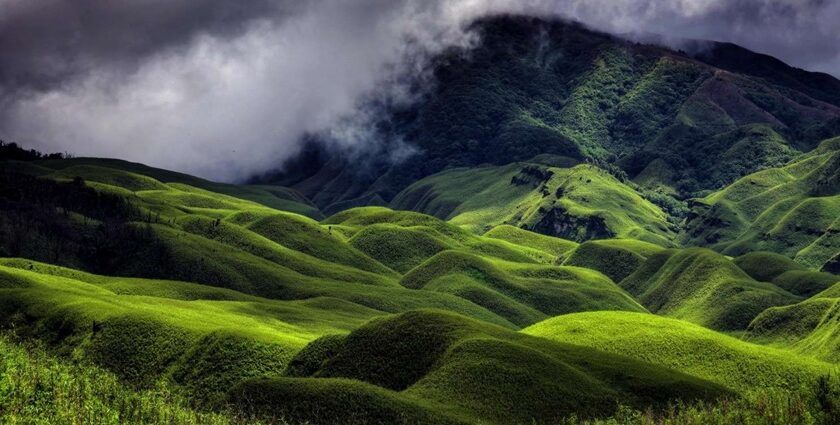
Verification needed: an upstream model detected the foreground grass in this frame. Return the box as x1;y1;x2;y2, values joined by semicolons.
0;335;279;425
566;381;840;425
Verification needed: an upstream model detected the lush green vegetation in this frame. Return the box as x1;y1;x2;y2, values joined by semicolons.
4;12;840;424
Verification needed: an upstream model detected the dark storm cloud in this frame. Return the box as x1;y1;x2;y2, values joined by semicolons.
1;0;839;181
0;0;293;92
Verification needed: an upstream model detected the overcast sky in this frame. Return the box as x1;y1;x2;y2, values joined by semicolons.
1;0;839;181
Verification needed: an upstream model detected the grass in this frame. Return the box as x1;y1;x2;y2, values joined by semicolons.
0;334;269;425
524;311;833;391
747;285;840;362
562;239;664;282
392;162;675;245
620;248;800;330
399;250;645;327
683;137;840;270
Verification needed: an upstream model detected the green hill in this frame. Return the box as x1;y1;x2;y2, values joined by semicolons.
747;281;840;362
524;311;831;392
399;250;645;326
231;310;728;425
392;162;675;245
619;248;800;330
562;238;665;282
682;137;840;270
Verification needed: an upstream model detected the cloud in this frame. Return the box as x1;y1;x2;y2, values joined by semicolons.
1;0;839;181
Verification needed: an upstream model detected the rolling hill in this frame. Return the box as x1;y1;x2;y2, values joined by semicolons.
4;11;840;425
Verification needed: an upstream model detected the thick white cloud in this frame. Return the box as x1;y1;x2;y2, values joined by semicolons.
2;0;838;181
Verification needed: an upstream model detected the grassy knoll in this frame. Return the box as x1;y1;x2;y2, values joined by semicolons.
524;311;833;392
619;248;800;330
232;310;728;425
562;239;664;282
392;163;675;245
399;250;645;327
747;281;840;362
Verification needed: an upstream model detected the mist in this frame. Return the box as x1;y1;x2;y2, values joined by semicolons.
1;0;839;181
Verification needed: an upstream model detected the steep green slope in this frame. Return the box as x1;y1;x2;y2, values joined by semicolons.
682;137;840;270
393;162;675;244
231;310;727;425
620;248;800;330
524;312;831;392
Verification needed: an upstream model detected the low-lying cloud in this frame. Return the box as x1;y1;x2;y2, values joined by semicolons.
1;0;838;181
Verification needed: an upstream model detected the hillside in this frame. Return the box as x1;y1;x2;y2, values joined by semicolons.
682;137;840;270
266;15;840;215
392;162;676;245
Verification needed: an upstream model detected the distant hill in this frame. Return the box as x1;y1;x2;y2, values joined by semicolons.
265;15;840;215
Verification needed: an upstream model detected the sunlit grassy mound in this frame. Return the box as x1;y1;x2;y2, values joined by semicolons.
620;248;800;330
327;206;560;266
562;239;664;282
483;224;579;262
392;163;675;245
524;311;831;391
231;310;727;425
399;250;645;326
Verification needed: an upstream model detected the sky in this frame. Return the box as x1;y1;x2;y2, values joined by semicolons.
1;0;839;181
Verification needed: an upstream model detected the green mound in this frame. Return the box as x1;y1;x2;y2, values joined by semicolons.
348;224;452;273
400;250;645;327
255;310;727;424
772;270;840;297
230;377;468;425
562;239;664;282
620;248;800;330
734;251;806;282
483;225;579;262
525;311;831;391
392;163;676;245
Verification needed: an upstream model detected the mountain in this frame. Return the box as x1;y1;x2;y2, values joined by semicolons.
266;15;840;216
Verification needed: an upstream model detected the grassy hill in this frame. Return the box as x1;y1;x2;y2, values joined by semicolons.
524;312;831;391
392;162;675;245
231;310;728;425
682;137;840;270
619;248;800;330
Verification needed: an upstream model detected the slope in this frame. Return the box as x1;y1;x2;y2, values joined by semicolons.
682;137;840;270
392;162;675;245
619;248;800;330
524;311;831;392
